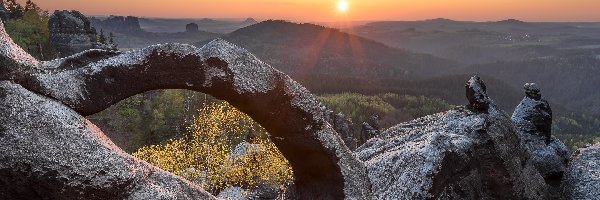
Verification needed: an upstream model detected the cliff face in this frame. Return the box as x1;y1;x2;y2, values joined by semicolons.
49;10;114;57
49;10;96;57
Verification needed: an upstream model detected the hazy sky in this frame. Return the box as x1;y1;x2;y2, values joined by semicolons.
23;0;600;22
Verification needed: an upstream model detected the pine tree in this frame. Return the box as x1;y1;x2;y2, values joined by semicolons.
108;32;115;45
98;29;106;44
5;0;24;19
24;0;40;12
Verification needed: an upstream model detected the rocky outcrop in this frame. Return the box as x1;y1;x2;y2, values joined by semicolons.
0;81;216;199
1;19;371;199
49;10;96;57
512;83;553;142
561;144;600;199
186;23;199;32
325;110;356;150
89;15;142;34
356;76;550;199
465;75;490;111
512;83;568;188
359;122;377;146
49;10;114;57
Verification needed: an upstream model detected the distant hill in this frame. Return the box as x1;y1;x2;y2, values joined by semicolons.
196;20;462;80
111;31;221;49
350;19;600;64
139;18;259;34
462;55;600;115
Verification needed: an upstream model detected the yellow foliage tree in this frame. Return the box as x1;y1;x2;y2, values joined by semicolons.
133;102;293;194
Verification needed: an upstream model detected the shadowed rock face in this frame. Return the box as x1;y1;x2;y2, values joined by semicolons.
49;10;97;57
0;19;371;199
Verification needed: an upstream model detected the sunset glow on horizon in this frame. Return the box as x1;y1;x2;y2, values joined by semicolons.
21;0;600;22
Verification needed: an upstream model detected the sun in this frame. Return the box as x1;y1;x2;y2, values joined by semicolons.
337;0;349;13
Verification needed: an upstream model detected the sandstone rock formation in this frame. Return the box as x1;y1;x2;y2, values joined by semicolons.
561;143;600;199
0;15;575;199
1;18;371;199
0;81;216;199
49;10;114;57
355;76;550;199
512;83;569;188
186;23;199;32
325;110;356;150
512;83;553;142
465;75;490;111
89;15;142;34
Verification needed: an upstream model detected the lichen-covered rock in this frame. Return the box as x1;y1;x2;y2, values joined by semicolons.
512;83;568;188
512;83;553;142
356;101;549;199
520;133;569;188
561;143;600;199
0;81;216;199
0;20;39;80
465;75;490;111
217;187;249;200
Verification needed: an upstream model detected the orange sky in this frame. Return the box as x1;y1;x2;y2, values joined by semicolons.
23;0;600;22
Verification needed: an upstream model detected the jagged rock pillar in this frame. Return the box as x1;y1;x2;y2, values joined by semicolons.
512;83;569;189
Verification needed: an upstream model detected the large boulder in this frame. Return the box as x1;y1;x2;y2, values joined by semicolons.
356;76;550;199
0;81;216;199
561;143;600;199
512;83;569;187
512;83;553;142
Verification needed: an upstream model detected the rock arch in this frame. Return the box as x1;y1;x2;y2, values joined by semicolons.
0;20;370;199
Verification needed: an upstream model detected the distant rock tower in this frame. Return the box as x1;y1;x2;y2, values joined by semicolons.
186;23;199;32
512;83;552;142
49;10;98;57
